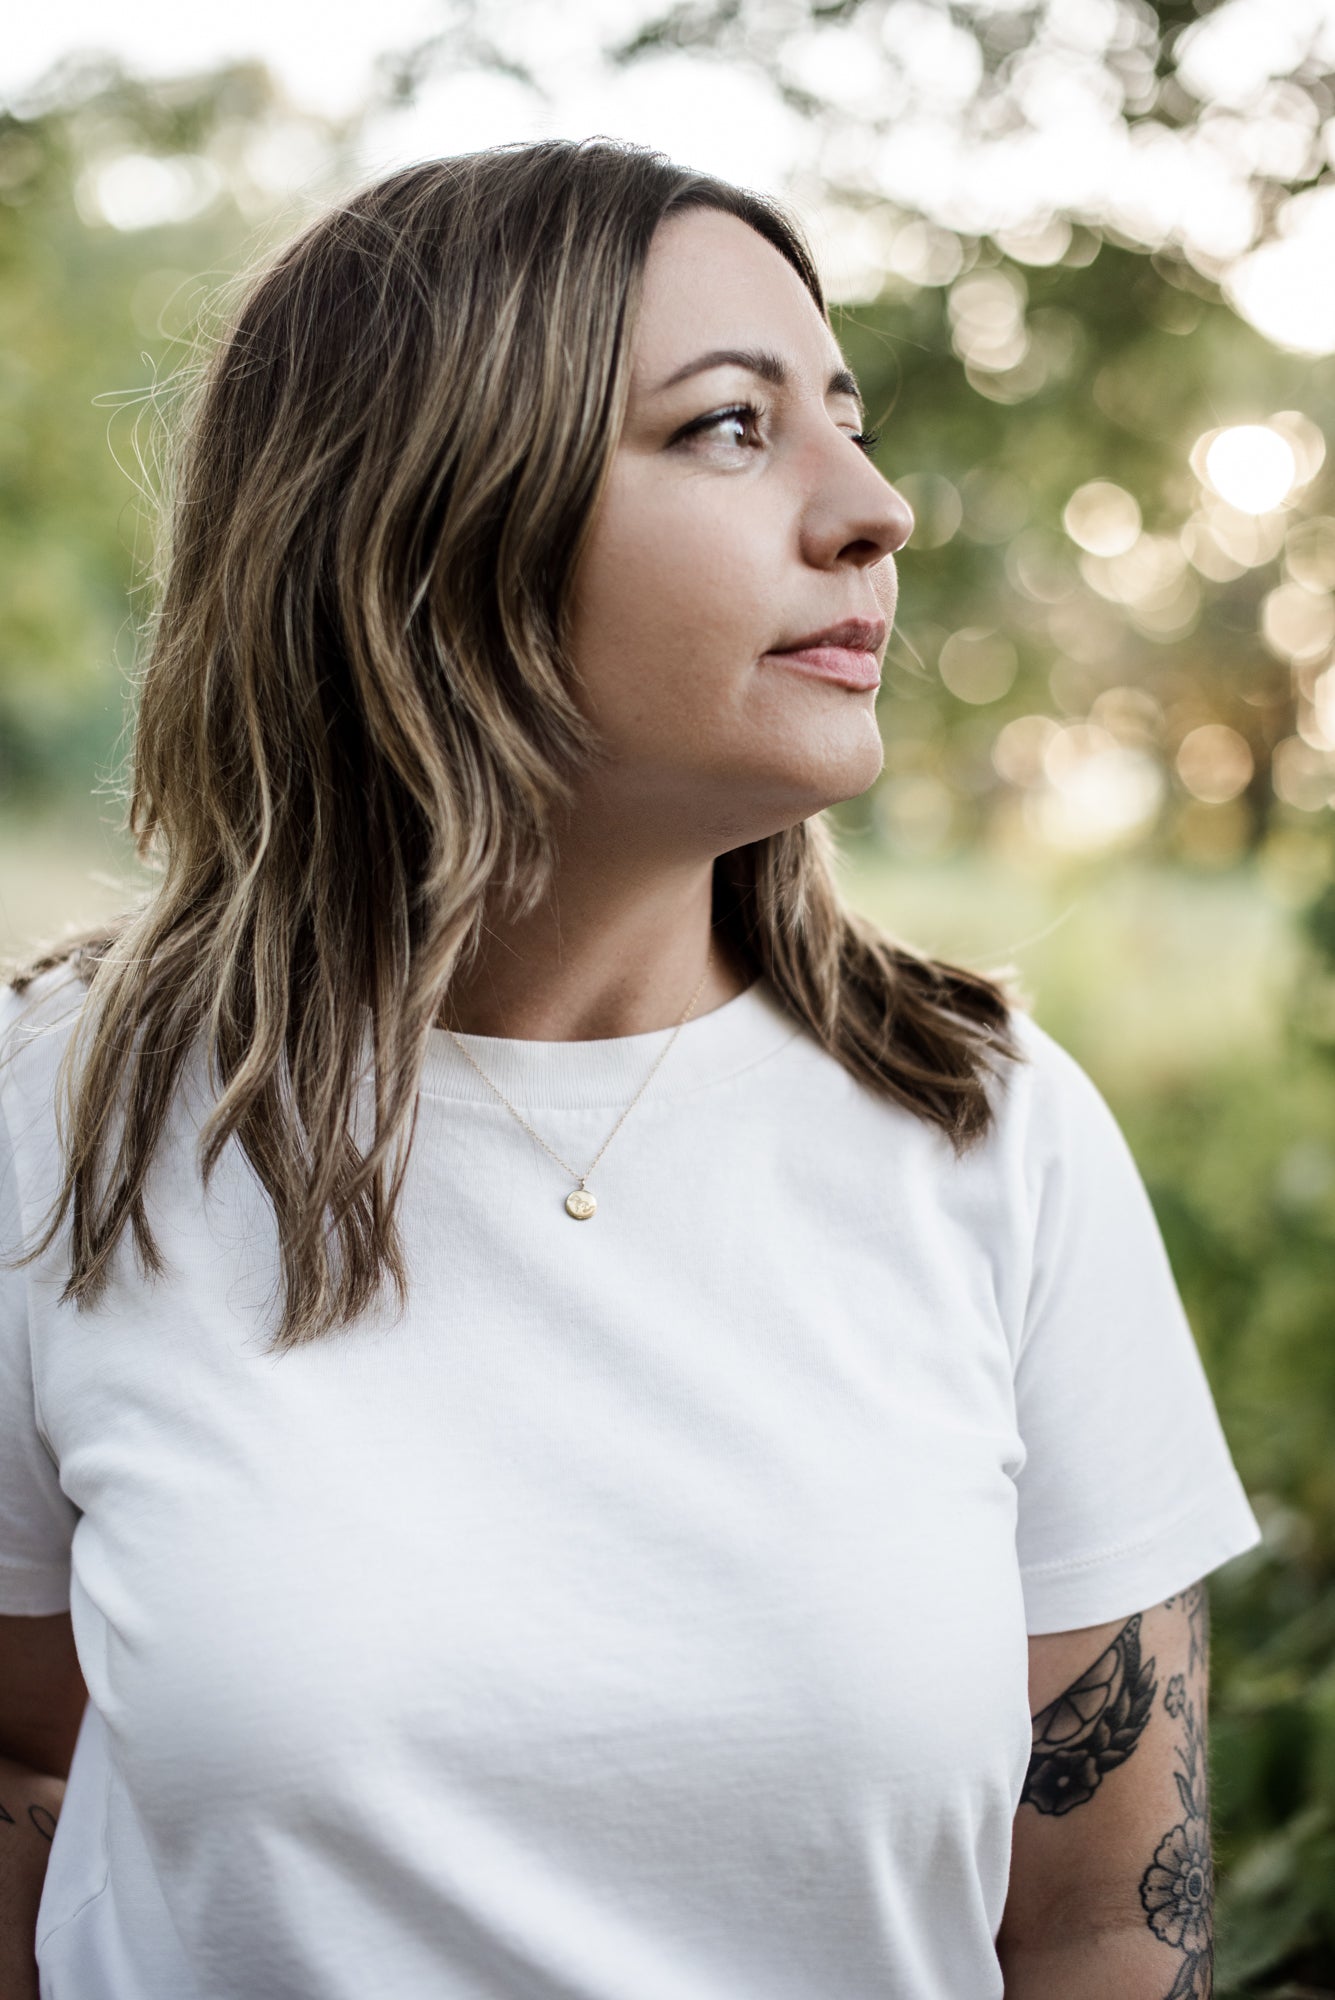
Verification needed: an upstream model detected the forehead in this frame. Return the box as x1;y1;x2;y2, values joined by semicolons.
630;207;842;389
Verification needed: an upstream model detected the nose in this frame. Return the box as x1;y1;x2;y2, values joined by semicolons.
802;445;915;571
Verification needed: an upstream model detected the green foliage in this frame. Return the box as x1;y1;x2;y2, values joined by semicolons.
833;247;1335;863
1100;892;1335;1994
0;61;329;804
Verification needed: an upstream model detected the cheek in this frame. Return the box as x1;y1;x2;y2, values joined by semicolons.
568;476;778;728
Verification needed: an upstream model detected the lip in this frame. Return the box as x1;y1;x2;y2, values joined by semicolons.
764;618;887;692
775;618;888;654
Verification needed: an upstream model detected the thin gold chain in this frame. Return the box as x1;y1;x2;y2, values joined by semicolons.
442;944;713;1190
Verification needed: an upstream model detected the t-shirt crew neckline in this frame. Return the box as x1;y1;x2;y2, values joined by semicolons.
417;972;803;1109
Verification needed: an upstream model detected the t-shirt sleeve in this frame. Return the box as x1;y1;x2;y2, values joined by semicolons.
0;1062;78;1616
1010;1017;1261;1635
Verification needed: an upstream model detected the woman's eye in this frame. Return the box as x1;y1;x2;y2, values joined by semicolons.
673;405;879;456
678;403;764;449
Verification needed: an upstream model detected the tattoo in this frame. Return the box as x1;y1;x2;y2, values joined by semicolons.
1164;1584;1209;1677
1140;1594;1213;1999
1020;1613;1158;1815
0;1793;58;1842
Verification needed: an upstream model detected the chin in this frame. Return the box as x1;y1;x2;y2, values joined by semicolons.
737;735;886;832
800;712;887;796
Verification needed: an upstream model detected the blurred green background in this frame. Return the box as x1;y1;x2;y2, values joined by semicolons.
3;12;1335;1992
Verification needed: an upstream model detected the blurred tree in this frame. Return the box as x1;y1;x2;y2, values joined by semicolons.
603;0;1335;263
0;58;348;806
834;238;1334;865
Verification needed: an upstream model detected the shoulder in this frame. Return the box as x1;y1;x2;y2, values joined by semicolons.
0;964;92;1085
992;1006;1119;1129
0;965;95;1171
980;1005;1139;1209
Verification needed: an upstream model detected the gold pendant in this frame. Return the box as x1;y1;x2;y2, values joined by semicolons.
565;1187;597;1220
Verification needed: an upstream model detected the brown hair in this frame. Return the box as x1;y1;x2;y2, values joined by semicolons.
3;137;1026;1350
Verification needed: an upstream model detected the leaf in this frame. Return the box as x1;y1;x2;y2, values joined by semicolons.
1164;1956;1202;2000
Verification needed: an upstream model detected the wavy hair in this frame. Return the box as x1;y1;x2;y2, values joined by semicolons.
3;137;1026;1350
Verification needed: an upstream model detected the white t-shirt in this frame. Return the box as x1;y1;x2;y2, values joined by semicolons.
1;962;1259;2000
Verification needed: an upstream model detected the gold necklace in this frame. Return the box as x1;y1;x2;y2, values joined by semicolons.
442;946;714;1220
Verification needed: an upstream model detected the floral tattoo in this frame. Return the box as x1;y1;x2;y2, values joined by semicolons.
1140;1593;1213;2000
1021;1613;1158;1815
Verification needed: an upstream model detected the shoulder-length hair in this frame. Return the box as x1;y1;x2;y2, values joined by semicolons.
4;137;1025;1350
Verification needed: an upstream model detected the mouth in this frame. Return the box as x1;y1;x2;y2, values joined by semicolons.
763;617;887;692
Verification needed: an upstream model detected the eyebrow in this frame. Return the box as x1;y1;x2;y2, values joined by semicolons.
652;345;865;418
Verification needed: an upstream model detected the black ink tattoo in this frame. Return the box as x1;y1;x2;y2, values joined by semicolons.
1140;1604;1213;1999
1163;1584;1209;1678
1020;1613;1158;1815
0;1793;57;1842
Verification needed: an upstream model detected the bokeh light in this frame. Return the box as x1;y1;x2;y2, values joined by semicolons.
1062;480;1142;557
1298;664;1335;752
1285;517;1335;592
1176;723;1255;804
1033;722;1166;850
1261;582;1335;666
1225;185;1335;357
1272;736;1335;812
992;713;1060;787
1089;685;1163;748
937;627;1019;704
1202;424;1299;513
897;472;963;549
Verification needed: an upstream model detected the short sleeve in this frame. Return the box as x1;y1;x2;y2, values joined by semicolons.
1010;1017;1261;1634
0;1021;78;1616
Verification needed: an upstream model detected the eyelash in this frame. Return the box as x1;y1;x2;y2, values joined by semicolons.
678;401;882;456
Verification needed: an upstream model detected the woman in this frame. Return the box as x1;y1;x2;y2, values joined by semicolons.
0;138;1258;1999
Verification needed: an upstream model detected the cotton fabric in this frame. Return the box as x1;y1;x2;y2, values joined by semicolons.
0;964;1260;2000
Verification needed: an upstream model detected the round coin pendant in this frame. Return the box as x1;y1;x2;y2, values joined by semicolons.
565;1187;597;1221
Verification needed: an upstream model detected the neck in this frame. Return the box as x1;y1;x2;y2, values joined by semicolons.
434;854;753;1043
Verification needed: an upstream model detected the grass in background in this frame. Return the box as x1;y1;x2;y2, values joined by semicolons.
841;837;1300;1091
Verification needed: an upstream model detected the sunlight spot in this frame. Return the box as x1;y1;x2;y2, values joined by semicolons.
1261;582;1335;666
75;153;222;232
938;628;1019;704
1034;722;1165;848
1176;724;1254;804
1202;425;1299;514
1062;481;1141;557
1271;736;1335;812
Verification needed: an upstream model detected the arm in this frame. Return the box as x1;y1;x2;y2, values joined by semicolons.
0;1611;87;2000
998;1584;1212;1999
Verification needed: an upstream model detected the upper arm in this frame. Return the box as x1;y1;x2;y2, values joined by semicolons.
1009;1021;1258;1633
0;1612;87;1779
999;1586;1212;1995
0;1000;88;1781
0;1014;81;1644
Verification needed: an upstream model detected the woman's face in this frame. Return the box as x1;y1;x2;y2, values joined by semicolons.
566;205;914;851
